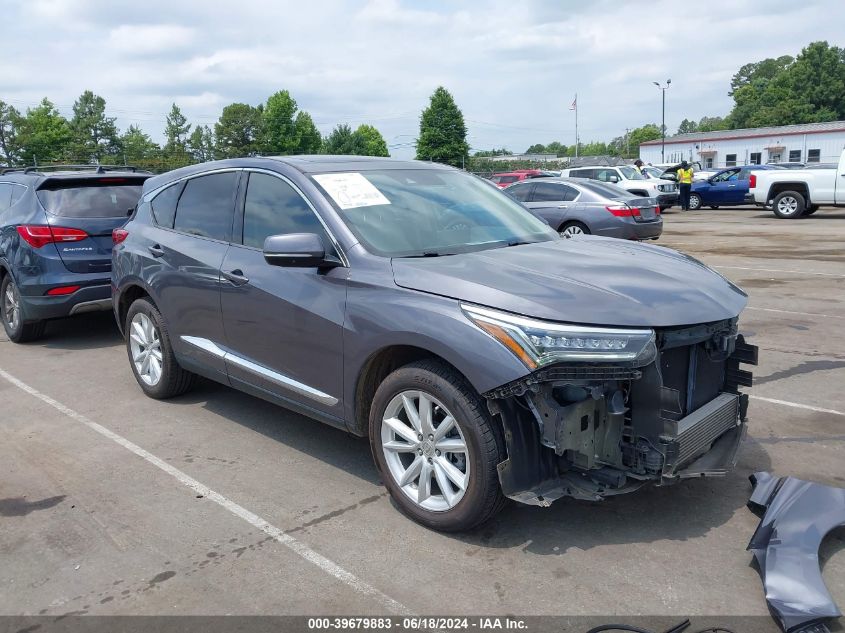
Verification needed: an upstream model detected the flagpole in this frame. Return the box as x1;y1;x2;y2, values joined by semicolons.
574;93;579;158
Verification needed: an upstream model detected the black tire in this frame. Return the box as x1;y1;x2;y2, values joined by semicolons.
772;190;806;219
125;297;196;399
1;275;46;343
805;205;819;215
559;221;590;237
688;193;702;210
369;359;507;532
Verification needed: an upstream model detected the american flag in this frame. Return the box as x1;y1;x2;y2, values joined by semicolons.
570;96;577;110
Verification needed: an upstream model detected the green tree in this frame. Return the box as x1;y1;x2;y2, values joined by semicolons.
294;111;322;154
189;125;215;162
119;125;160;163
545;141;567;156
12;98;73;165
697;116;728;132
322;124;362;155
353;124;389;157
415;86;469;167
69;90;120;161
262;90;299;154
0;100;21;164
726;42;845;128
525;143;546;154
215;102;263;158
163;103;191;156
677;118;698;134
630;124;661;154
473;148;511;157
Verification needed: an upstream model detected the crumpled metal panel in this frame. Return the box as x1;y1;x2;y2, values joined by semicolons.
747;471;845;633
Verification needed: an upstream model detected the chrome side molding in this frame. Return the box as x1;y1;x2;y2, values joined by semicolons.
180;336;338;406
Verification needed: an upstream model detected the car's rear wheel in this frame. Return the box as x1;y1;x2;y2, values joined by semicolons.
560;221;589;237
772;191;805;219
126;297;196;399
688;193;702;210
1;276;45;343
369;359;506;531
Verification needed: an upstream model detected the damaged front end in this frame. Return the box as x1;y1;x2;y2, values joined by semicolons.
482;316;758;506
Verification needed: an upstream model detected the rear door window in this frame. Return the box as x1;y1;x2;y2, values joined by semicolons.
569;169;594;179
150;182;183;228
173;171;238;241
532;182;566;202
36;178;145;218
241;173;331;250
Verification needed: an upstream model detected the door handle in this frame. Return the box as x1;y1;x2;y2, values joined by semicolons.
557;204;568;209
222;269;249;286
148;245;165;258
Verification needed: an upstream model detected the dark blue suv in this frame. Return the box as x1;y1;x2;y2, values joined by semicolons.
0;165;149;342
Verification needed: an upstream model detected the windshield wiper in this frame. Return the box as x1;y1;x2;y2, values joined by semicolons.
403;251;450;258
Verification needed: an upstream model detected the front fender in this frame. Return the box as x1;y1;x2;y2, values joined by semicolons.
342;282;531;427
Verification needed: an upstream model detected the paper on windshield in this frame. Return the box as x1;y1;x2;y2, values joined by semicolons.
313;173;390;210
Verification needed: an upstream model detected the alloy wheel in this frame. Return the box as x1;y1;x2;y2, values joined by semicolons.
561;224;585;237
689;194;701;210
129;312;163;386
3;281;20;332
777;196;799;216
381;390;470;512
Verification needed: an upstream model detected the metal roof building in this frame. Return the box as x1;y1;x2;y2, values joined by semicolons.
639;120;845;168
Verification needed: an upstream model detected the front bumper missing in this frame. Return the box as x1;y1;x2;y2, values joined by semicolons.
748;472;844;633
486;328;757;507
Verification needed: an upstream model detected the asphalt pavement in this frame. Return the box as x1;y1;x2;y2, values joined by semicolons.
1;206;843;623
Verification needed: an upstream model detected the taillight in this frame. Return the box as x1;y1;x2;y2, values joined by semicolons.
606;205;641;217
46;285;81;296
113;228;129;245
749;174;757;188
16;225;88;248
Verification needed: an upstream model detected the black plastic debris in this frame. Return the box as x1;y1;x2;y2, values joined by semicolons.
747;471;845;633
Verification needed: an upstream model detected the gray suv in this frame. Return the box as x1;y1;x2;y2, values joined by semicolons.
113;156;757;531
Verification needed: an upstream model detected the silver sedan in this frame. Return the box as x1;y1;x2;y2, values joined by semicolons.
505;177;663;240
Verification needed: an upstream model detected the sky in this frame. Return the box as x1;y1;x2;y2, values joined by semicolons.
2;0;844;159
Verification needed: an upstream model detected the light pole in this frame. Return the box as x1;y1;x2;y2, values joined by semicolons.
653;79;671;162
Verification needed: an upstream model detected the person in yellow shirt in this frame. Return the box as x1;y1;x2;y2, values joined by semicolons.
676;160;694;211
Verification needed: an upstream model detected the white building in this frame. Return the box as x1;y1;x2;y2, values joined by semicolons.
639;120;845;168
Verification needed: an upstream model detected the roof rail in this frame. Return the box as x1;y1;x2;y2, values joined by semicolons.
0;167;29;175
20;164;144;175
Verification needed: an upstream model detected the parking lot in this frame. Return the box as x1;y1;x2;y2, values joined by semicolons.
1;207;843;620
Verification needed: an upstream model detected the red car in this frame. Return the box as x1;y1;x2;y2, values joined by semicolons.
489;169;550;188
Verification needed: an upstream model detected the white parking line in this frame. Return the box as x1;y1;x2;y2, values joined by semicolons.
750;395;844;417
0;366;412;616
747;306;841;319
714;265;845;278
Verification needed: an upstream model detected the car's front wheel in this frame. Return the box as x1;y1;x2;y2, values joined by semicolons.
688;193;702;210
369;360;506;531
125;297;196;399
1;276;45;343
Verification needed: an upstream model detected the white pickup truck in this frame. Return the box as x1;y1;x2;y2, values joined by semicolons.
748;148;845;218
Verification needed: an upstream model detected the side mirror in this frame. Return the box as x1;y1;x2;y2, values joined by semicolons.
609;175;619;183
263;233;338;268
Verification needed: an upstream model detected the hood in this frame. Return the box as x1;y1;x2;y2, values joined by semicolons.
391;237;747;328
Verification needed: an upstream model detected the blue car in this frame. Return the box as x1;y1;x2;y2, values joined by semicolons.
689;165;783;210
0;165;149;342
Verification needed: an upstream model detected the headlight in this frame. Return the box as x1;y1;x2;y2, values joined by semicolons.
462;304;657;370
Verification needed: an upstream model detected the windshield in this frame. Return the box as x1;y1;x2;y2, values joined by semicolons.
618;166;645;180
37;178;145;218
312;169;556;257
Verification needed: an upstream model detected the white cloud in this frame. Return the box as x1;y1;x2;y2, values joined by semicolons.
107;24;196;54
1;0;843;157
